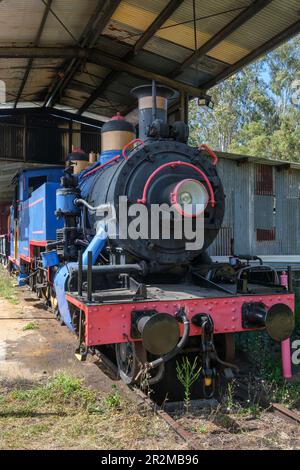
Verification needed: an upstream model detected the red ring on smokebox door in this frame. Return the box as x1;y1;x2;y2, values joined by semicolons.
171;179;209;218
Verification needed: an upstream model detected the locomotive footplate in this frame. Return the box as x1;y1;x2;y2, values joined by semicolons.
65;284;294;349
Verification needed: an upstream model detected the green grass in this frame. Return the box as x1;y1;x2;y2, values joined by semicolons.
22;321;39;331
0;372;178;450
0;266;19;304
10;373;97;410
236;331;300;408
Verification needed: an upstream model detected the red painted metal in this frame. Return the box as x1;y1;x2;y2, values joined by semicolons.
29;240;48;247
65;292;294;348
83;139;145;179
137;161;216;207
199;144;218;166
82;153;121;178
122;138;144;160
8;256;20;267
255;164;273;196
20;254;32;264
28;240;48;261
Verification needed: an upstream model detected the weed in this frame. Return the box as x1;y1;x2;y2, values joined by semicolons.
23;321;39;331
0;267;19;304
236;331;300;408
10;372;97;409
224;381;235;412
103;385;121;411
0;372;179;450
197;424;207;434
176;357;202;412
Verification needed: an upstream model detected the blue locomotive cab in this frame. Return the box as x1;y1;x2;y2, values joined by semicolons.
9;167;64;274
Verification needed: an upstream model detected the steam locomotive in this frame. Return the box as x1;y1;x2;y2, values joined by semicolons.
1;83;295;401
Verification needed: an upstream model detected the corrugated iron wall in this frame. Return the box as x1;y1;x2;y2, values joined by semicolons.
0;114;101;163
208;159;300;257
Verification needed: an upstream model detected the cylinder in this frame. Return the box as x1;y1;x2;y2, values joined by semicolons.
67;148;90;174
100;113;135;164
56;188;80;215
89;152;97;164
131;84;174;141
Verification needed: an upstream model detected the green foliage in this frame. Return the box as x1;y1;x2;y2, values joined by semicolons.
189;35;300;162
103;385;121;411
236;332;300;407
0;266;19;304
23;321;39;331
10;372;97;410
176;357;201;412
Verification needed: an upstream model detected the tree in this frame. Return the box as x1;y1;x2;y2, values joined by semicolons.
189;35;300;162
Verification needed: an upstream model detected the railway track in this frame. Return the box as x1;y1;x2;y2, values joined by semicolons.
17;289;300;449
70;344;300;450
272;403;300;425
94;348;201;450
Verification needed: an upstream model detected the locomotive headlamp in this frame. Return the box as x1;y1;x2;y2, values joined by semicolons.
179;191;193;205
171;179;209;217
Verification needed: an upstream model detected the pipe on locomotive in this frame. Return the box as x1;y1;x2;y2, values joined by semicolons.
144;308;190;371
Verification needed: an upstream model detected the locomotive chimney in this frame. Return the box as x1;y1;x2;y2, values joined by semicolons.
131;82;174;141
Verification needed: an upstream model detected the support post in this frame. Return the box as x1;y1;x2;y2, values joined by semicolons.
280;267;292;379
180;92;189;124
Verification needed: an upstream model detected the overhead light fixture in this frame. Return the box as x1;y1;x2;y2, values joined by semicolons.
198;95;214;109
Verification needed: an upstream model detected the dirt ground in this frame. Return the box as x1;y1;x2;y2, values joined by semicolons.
0;270;299;450
0;277;187;450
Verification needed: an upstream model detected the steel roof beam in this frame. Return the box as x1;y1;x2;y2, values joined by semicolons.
14;0;53;108
170;0;272;77
0;46;207;97
0;106;104;127
0;46;83;58
44;0;122;108
202;18;300;89
77;70;117;114
133;0;184;55
88;49;207;97
78;0;185;114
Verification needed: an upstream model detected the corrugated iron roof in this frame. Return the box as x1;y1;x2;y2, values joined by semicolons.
0;0;298;119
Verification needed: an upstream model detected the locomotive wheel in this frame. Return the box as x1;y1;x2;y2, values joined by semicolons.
115;342;141;385
29;270;35;291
